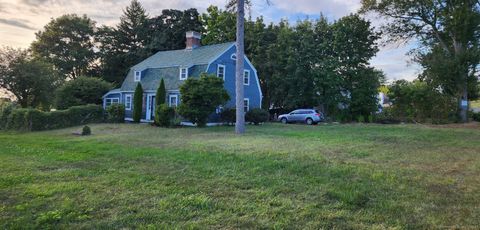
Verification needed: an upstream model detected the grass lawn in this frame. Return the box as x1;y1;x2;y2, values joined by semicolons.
1;123;480;228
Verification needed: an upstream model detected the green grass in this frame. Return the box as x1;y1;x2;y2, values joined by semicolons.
1;123;480;228
471;100;480;108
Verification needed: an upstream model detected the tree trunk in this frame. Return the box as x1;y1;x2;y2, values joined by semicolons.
453;40;469;123
459;83;468;123
235;0;246;134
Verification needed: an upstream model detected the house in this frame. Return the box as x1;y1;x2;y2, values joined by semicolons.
103;31;262;123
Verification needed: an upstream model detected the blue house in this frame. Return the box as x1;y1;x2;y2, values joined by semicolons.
103;31;263;123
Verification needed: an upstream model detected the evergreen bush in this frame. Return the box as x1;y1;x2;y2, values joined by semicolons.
155;104;175;127
246;109;269;125
133;83;144;123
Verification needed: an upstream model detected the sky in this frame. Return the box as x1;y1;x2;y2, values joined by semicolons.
0;0;421;82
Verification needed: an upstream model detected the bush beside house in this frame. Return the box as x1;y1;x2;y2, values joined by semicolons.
178;74;229;127
105;104;125;123
246;109;269;125
133;83;143;123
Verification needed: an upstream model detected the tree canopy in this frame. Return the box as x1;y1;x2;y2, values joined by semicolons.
31;14;96;79
0;47;59;109
361;0;480;122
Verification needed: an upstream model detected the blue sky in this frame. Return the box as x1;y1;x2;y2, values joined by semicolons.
0;0;421;82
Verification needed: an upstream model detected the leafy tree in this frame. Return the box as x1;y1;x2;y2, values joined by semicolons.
330;14;381;119
133;83;144;123
156;78;166;106
201;6;236;45
31;14;96;79
178;74;229;127
0;47;59;109
148;8;204;53
55;77;112;109
388;80;456;123
361;0;480;122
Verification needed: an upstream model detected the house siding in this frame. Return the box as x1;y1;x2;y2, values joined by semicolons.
206;45;262;111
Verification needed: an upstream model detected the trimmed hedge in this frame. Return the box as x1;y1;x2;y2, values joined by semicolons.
0;104;103;131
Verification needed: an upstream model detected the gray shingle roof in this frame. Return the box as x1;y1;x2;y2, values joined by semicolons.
118;42;234;92
132;42;234;70
120;65;208;92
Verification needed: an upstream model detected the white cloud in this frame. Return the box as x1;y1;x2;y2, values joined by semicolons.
0;0;420;80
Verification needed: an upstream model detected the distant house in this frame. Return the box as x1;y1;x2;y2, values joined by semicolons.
103;31;262;123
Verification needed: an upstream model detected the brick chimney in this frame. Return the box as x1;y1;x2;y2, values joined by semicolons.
185;31;201;50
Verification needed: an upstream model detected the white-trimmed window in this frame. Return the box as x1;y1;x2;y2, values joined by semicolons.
180;68;188;80
169;95;178;107
244;70;250;85
217;64;226;80
230;53;237;60
105;98;119;107
125;95;132;111
244;98;249;112
134;71;141;82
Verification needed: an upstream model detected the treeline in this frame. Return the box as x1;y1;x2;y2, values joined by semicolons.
0;0;383;120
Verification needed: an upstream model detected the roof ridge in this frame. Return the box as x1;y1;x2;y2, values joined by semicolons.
152;41;235;54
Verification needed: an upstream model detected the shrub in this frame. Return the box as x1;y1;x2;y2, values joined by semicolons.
220;108;236;125
472;112;480;122
55;77;112;109
388;80;456;123
133;83;143;123
356;115;365;123
374;107;400;124
82;126;91;135
106;104;125;123
2;104;103;131
368;115;374;123
156;78;166;106
178;74;229;127
0;102;15;130
155;104;175;127
246;109;269;125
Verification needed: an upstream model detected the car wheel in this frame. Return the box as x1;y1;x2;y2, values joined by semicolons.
306;118;313;125
281;118;288;124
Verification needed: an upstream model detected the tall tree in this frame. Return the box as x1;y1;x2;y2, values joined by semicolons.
0;47;59;109
97;0;150;86
361;0;480;122
148;9;203;53
201;6;236;45
31;14;96;79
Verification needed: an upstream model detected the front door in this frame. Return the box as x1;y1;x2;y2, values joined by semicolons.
146;95;156;121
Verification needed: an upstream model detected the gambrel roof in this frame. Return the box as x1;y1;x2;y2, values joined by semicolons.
132;42;234;70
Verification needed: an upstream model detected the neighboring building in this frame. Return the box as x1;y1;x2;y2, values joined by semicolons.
103;31;262;123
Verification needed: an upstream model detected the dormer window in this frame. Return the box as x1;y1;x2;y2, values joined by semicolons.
230;53;237;60
134;71;141;82
180;67;188;80
217;64;225;80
